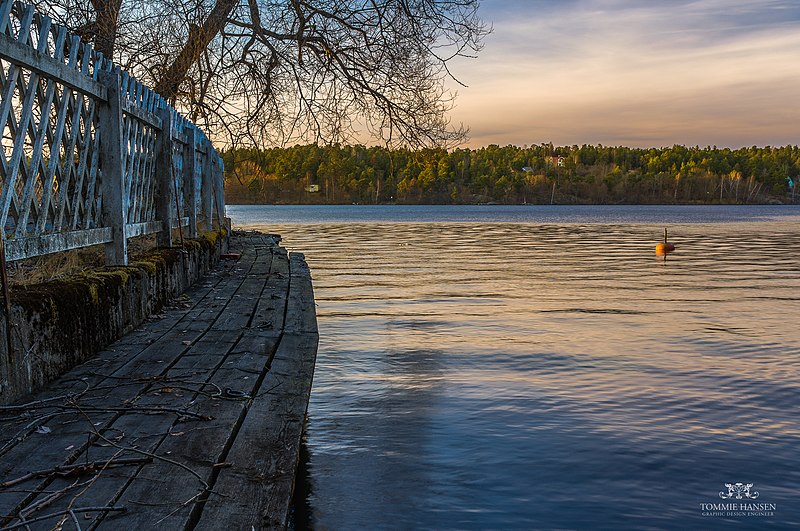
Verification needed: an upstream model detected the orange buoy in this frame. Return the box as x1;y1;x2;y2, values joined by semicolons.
656;228;675;256
655;242;675;255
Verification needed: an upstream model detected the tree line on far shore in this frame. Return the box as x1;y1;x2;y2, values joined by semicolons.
222;143;799;205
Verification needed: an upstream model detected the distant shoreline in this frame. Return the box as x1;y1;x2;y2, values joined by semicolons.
223;144;798;206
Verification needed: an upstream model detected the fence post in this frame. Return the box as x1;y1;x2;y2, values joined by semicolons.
183;127;198;238
213;156;225;230
155;106;175;247
201;140;213;230
97;68;127;266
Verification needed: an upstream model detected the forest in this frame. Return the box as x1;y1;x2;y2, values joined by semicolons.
222;143;800;205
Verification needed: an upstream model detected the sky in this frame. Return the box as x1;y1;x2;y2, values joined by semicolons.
446;0;800;148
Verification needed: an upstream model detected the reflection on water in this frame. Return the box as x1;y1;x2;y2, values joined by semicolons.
241;213;800;529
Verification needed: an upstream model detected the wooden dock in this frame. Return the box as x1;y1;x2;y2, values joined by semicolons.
0;233;318;530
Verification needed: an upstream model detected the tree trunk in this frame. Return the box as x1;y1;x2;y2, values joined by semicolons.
93;0;123;58
154;0;239;101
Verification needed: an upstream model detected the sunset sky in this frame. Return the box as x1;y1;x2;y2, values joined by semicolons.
447;0;800;148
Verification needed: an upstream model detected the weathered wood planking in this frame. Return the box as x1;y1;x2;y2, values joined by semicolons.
75;247;288;528
1;241;270;514
195;252;319;530
0;243;256;431
0;239;265;520
0;233;318;530
0;256;246;465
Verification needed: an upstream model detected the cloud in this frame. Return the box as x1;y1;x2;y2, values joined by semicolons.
448;0;800;147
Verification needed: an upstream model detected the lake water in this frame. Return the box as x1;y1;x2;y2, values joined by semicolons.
228;205;800;530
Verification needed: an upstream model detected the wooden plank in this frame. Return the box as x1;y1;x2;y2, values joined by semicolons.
193;332;318;530
3;227;112;261
104;332;284;529
249;246;290;336
24;332;250;523
0;350;234;518
124;220;161;239
0;261;238;463
191;244;274;333
155;106;174;247
194;253;318;530
14;260;239;398
121;98;162;129
0;241;257;460
97;68;127;265
170;216;190;229
285;252;318;334
0;33;107;100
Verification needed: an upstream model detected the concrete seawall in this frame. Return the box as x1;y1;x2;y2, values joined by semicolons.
0;231;229;405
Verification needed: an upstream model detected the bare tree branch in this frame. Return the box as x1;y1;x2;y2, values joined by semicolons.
34;0;489;148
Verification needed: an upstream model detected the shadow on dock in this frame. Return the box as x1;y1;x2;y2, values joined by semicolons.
288;432;315;531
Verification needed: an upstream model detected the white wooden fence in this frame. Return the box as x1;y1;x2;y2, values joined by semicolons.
0;0;225;265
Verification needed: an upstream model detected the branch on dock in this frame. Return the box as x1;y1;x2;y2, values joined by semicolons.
54;449;131;529
0;412;72;457
0;458;153;488
17;478;87;520
2;506;127;530
0;381;90;412
90;430;211;491
68;509;82;531
86;372;249;402
87;371;198;383
55;405;214;421
155;491;203;525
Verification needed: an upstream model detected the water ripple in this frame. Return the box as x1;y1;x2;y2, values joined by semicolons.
238;212;800;530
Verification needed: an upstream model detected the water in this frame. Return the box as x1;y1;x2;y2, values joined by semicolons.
230;203;800;224
229;205;800;530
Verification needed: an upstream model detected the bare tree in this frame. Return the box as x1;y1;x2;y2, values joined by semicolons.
36;0;488;148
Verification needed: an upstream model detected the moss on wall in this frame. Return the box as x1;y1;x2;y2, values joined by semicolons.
0;230;229;405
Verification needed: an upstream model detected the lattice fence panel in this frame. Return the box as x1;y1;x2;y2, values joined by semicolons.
0;1;109;240
0;0;225;262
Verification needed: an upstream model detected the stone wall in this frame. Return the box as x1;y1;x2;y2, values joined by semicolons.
0;231;228;405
